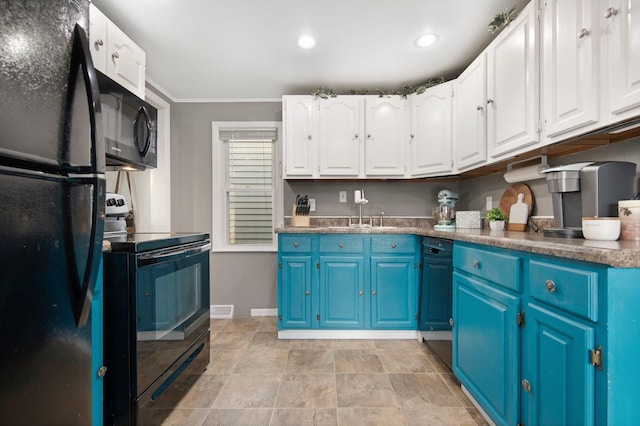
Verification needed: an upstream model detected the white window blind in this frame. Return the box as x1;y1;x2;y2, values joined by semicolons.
220;128;277;246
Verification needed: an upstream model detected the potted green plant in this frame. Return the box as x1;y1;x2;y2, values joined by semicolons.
487;207;507;231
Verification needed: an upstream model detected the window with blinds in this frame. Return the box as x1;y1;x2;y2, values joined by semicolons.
220;128;277;246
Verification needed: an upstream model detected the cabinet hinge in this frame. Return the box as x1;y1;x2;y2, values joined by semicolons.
419;262;423;270
415;313;419;321
517;311;526;327
517;423;526;426
316;262;320;269
590;345;604;370
316;313;320;321
414;262;418;269
278;314;282;321
536;120;542;134
278;262;282;270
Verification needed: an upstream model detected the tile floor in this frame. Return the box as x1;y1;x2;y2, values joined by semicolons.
150;316;489;425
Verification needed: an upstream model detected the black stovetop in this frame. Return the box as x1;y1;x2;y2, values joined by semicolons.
104;232;210;253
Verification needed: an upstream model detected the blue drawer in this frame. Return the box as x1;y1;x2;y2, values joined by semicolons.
319;235;364;253
529;259;599;321
371;235;417;254
454;244;522;292
279;235;312;253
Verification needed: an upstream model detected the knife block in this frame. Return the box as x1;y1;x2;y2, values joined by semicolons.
291;204;310;227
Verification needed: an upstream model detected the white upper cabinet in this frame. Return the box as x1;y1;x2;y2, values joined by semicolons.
317;97;363;177
454;53;488;171
604;0;640;120
89;4;146;100
283;96;315;177
364;96;408;177
487;1;539;158
409;83;454;177
542;0;599;138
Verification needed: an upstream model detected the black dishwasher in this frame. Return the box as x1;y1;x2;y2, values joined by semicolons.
419;237;453;370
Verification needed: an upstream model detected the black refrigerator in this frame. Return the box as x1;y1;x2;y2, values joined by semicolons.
0;1;106;424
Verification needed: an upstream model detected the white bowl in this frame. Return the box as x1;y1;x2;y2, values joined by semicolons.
582;217;621;241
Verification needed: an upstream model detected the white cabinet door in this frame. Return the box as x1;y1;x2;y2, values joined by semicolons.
487;2;539;158
542;0;599;138
283;96;315;177
454;53;487;171
318;97;363;177
89;4;108;73
409;83;453;177
107;24;146;99
364;97;408;177
605;0;640;119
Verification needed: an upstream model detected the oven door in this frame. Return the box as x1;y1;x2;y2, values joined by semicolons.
134;241;210;395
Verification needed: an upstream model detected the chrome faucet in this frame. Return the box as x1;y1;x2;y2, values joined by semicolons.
354;189;369;226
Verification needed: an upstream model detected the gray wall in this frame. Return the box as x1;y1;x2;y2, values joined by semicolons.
171;99;640;316
170;102;282;316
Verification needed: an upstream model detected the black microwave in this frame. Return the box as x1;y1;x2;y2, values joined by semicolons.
97;71;157;170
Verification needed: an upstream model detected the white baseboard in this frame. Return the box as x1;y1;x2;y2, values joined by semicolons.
251;308;278;317
278;329;420;340
461;385;496;426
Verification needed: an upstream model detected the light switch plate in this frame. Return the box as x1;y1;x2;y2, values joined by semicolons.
309;198;316;212
339;191;347;203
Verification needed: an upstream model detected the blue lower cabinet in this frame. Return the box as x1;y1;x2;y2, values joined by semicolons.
371;256;418;329
279;255;313;329
453;270;520;426
524;303;595;426
319;255;365;328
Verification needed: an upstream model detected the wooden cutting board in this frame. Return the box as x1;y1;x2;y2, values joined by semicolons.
499;183;534;219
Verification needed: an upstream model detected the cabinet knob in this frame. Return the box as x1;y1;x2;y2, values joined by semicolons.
522;379;532;393
305;290;310;296
293;242;299;248
307;134;312;140
339;243;344;248
473;259;480;269
410;133;415;138
545;279;557;293
578;28;591;39
604;7;618;18
372;290;377;296
391;243;397;248
112;51;120;59
476;105;484;111
359;290;364;296
97;365;107;378
367;134;372;139
95;39;104;47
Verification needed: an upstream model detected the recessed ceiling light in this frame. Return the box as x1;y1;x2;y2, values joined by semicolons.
298;35;316;49
414;33;439;48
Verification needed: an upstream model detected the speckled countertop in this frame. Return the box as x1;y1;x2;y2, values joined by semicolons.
276;223;640;268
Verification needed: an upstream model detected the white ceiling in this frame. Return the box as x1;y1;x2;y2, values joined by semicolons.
92;0;518;101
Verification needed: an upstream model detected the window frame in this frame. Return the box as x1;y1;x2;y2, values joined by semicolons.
212;121;283;252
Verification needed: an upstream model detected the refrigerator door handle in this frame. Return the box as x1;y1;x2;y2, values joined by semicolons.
68;175;106;328
71;24;105;173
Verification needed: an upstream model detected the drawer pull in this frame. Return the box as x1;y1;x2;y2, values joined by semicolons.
372;290;377;296
359;290;364;296
293;242;299;248
545;279;557;293
305;290;310;296
473;260;479;269
339;243;344;248
391;243;397;248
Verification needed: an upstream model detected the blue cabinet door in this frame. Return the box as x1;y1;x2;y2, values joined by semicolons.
453;271;520;426
279;255;313;329
524;303;595;426
319;255;365;329
371;256;418;329
419;255;453;331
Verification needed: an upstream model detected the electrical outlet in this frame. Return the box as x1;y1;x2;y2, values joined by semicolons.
486;196;493;211
339;191;347;203
309;198;316;212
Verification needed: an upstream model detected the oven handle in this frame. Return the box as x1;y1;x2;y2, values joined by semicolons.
137;242;211;267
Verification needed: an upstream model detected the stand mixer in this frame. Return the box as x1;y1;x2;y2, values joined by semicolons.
433;190;458;230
